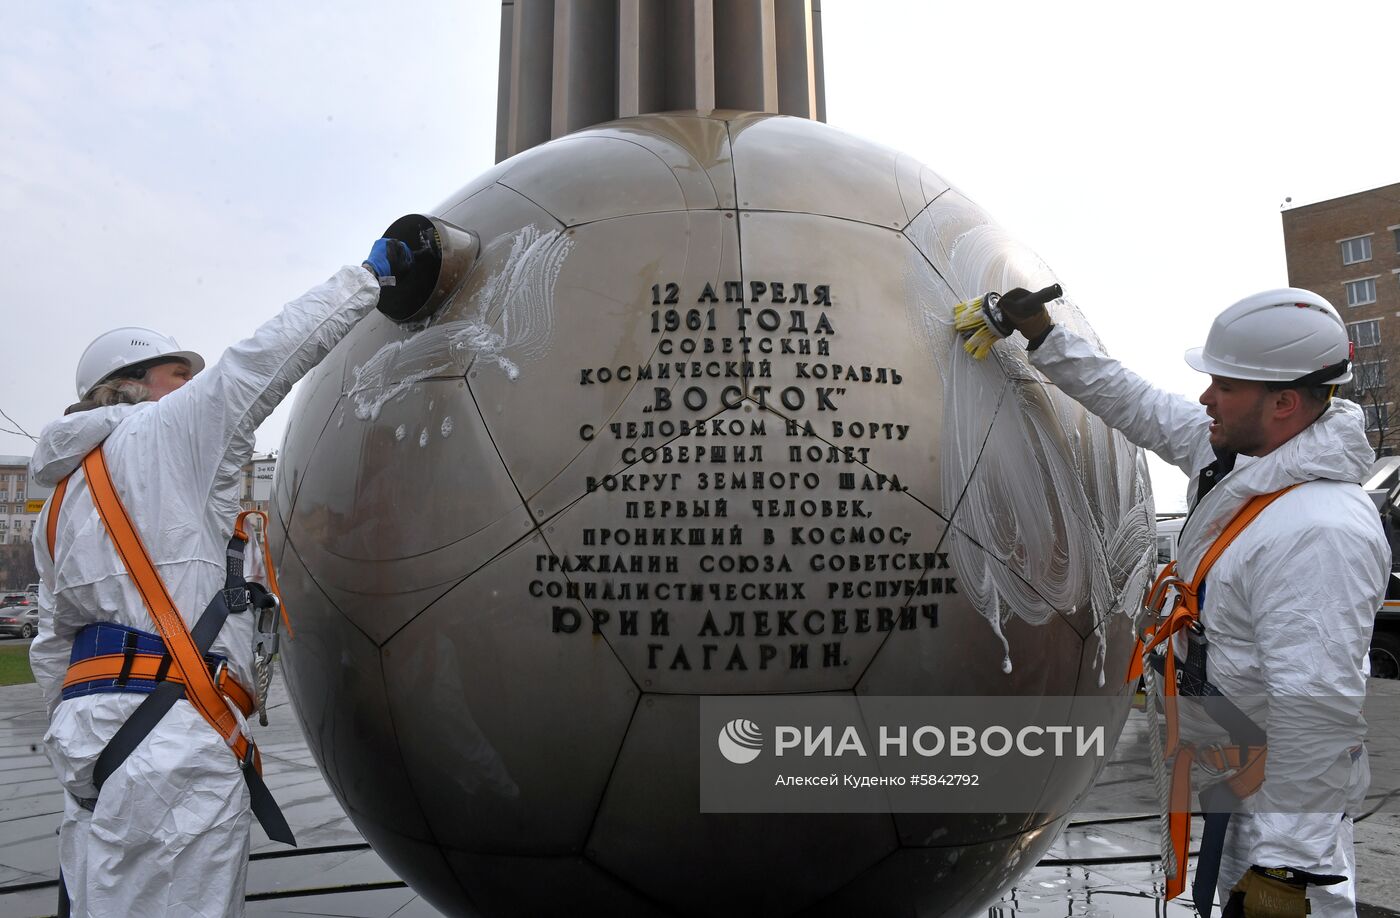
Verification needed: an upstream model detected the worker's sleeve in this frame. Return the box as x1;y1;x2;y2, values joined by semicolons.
156;265;381;496
1027;325;1212;476
28;406;134;489
1242;522;1378;868
27;572;69;718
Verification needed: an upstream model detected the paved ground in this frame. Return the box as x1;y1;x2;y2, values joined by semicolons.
2;670;1398;917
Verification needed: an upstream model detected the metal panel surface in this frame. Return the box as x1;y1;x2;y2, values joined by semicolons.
734;210;962;517
499;135;699;225
286;378;534;645
942;371;1151;642
381;533;639;853
587;694;897;916
576;117;732;212
730;112;909;229
444;852;671;918
894;153;949;224
588;111;738;209
275;541;471;915
273;350;349;527
901;190;1058;308
276;541;440;845
466;208;741;517
855;543;1086;698
1029;614;1138;821
800;817;1068;918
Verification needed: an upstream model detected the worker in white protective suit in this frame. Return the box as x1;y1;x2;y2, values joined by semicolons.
30;237;412;917
995;287;1386;918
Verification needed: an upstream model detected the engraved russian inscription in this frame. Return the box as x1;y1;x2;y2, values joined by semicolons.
549;278;946;678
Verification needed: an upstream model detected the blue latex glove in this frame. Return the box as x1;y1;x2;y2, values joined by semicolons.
364;238;413;280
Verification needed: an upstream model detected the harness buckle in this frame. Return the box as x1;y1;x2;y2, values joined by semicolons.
211;658;228;690
1197;742;1230;778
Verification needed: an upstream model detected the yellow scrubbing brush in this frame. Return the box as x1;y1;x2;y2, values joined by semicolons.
954;283;1063;360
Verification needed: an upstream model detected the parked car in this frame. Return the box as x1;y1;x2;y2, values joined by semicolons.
1372;587;1400;680
1154;514;1185;580
0;594;38;639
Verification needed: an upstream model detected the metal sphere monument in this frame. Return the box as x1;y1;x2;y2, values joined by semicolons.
271;8;1154;917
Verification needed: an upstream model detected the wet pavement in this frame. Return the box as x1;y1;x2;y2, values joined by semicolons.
2;676;1398;917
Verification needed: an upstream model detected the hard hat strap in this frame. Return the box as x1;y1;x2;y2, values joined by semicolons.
1265;357;1349;391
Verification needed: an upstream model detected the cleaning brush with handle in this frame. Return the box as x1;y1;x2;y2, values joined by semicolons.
953;283;1063;360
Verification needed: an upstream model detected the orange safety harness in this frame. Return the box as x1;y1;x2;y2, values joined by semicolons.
45;446;295;846
1127;485;1297;913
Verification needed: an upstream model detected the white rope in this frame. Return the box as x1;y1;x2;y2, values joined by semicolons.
1141;651;1177;879
256;654;275;727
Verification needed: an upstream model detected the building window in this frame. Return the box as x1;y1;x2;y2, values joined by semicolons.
1355;360;1387;391
1341;235;1373;265
1364;403;1390;430
1392;226;1400;252
1349;319;1381;347
1346;278;1378;307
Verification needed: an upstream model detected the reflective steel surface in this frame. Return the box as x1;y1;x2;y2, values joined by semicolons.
274;111;1155;917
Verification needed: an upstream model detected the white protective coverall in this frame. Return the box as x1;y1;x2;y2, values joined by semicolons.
30;266;379;917
1029;324;1386;917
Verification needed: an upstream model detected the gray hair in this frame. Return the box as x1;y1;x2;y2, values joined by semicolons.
64;378;151;415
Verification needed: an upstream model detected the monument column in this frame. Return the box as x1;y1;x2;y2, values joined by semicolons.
495;0;825;162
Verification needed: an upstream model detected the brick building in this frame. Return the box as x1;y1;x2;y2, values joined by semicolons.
1283;182;1400;454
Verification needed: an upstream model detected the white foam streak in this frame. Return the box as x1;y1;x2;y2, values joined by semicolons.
348;226;573;420
909;200;1153;676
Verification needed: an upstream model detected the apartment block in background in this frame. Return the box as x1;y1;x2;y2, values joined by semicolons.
1283;183;1400;454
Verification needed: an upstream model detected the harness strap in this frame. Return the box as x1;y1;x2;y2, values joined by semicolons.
1167;745;1195;901
88;584;295;846
1131;484;1302;684
76;447;295;845
1195;782;1237;918
64;652;257;716
1134;484;1300;907
46;477;68;561
1189;486;1299;592
81;448;245;746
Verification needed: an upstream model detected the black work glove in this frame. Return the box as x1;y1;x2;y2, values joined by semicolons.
1221;865;1346;918
996;287;1054;341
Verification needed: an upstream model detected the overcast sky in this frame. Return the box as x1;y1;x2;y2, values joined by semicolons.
4;1;1398;512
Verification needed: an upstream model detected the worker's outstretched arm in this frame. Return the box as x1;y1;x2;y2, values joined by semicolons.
1028;324;1213;477
152;239;411;502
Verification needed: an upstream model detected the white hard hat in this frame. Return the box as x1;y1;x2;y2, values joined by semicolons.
1184;288;1353;385
75;327;205;400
